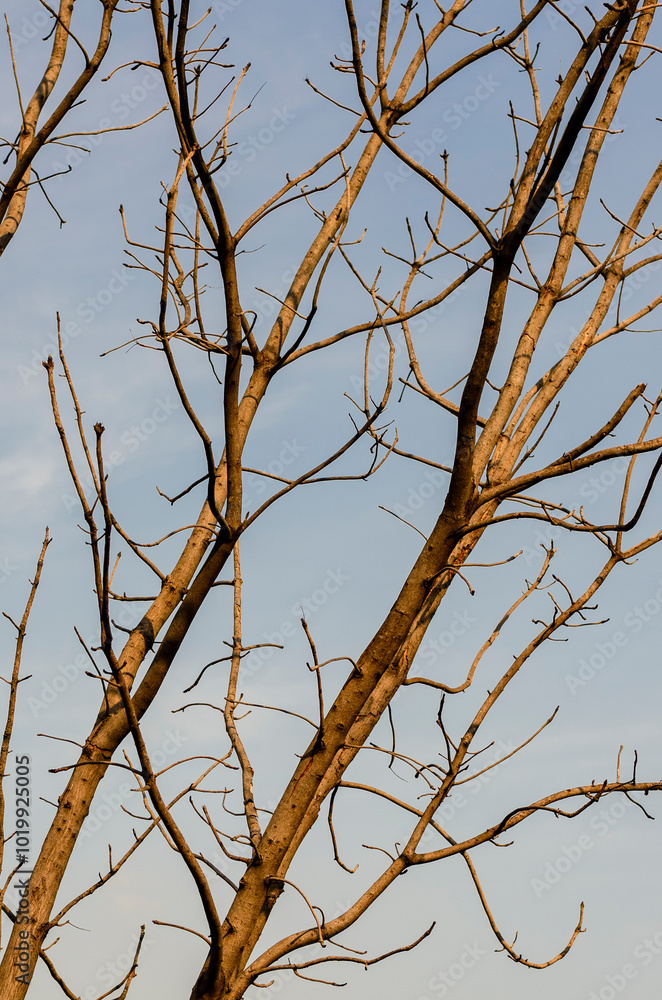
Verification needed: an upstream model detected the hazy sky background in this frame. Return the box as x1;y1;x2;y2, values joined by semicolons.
2;2;662;999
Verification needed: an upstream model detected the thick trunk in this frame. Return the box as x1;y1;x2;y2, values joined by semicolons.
189;503;494;999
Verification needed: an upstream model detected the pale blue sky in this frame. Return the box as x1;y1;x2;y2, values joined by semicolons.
2;2;662;998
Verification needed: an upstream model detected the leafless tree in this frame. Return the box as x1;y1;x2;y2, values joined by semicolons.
2;1;662;998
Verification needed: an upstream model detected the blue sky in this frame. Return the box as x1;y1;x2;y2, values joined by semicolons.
2;2;662;998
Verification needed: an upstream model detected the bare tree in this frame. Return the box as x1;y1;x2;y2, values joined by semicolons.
2;1;662;998
0;1;117;256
